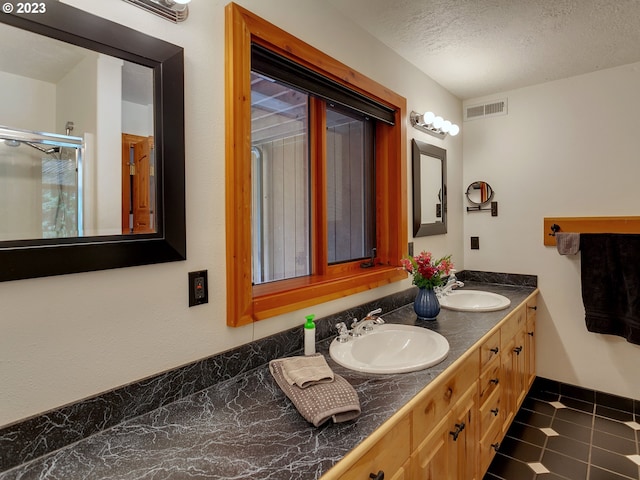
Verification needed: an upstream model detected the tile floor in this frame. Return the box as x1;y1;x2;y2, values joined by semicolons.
485;378;640;480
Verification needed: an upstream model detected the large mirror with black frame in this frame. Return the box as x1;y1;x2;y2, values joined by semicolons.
0;2;186;281
411;139;447;237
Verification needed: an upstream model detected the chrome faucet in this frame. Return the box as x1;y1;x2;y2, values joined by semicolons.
350;308;384;336
437;277;464;297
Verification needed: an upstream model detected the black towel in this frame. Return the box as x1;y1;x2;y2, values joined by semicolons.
580;234;640;345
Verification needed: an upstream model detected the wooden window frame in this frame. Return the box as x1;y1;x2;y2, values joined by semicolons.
225;3;407;326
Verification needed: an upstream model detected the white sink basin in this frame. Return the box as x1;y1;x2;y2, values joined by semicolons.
439;290;511;312
329;324;449;374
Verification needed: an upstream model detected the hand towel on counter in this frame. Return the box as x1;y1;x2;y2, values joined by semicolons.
580;233;640;345
271;353;334;389
269;357;361;427
556;232;581;255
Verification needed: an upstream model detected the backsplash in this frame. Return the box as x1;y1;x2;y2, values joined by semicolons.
0;270;536;472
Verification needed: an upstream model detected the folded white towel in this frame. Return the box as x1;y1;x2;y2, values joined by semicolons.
271;354;334;389
556;232;580;255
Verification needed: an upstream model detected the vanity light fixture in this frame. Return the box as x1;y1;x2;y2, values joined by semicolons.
410;111;460;139
122;0;191;23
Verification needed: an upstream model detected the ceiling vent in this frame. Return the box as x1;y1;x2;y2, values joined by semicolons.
464;98;508;121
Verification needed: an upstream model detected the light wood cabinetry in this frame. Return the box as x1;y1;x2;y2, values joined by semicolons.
335;414;411;480
412;352;479;480
323;291;538;480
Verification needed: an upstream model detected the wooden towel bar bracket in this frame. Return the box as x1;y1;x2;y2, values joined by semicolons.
543;216;640;246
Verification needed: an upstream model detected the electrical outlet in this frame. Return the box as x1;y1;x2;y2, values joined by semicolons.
188;270;208;307
408;242;414;256
471;237;480;250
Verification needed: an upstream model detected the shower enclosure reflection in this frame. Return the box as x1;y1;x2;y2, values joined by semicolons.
0;125;83;241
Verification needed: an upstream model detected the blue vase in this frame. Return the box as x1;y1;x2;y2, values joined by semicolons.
414;287;440;320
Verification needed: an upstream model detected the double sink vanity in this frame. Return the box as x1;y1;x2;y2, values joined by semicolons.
0;278;538;479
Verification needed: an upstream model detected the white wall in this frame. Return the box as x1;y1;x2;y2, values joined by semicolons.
0;0;462;427
463;62;640;400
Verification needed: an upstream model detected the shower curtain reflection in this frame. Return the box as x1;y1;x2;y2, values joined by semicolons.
0;125;83;241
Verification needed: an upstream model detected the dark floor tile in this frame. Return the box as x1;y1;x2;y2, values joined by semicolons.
589;465;637;480
590;446;640;479
540;474;572;480
555;407;595;428
516;409;554;428
530;390;561;403
561;383;596;404
597;391;635;414
521;397;558;416
561;396;595;414
532;377;560;395
551;418;592;444
592;429;637;456
506;421;548;447
546;434;590;462
597;404;634;423
594;416;636;441
482;473;502;480
498;436;542;463
541;450;588;480
487;453;535;480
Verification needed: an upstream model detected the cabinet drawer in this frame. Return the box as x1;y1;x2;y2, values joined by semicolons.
338;414;411;480
479;329;501;371
478;359;502;406
479;385;502;435
500;306;526;349
412;351;479;447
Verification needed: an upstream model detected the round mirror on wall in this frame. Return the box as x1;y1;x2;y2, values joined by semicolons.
466;181;494;206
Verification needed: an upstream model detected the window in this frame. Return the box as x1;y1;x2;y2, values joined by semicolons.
251;73;311;285
226;3;407;326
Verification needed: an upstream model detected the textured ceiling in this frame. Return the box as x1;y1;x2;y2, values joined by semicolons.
327;0;640;100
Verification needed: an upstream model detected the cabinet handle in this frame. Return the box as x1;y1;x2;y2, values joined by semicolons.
489;347;499;354
528;331;534;337
369;471;384;480
491;408;499;416
491;442;500;451
449;422;466;441
513;346;523;355
528;306;537;310
490;378;499;385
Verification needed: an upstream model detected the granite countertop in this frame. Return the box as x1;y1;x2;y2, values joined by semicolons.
0;282;536;480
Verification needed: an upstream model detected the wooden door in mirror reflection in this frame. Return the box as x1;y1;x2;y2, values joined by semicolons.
122;134;154;234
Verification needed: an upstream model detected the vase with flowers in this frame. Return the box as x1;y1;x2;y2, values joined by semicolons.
401;251;454;320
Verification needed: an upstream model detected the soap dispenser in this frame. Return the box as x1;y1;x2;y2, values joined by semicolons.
304;314;316;355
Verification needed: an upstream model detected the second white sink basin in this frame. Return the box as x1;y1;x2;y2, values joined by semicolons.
439;290;511;312
329;324;449;374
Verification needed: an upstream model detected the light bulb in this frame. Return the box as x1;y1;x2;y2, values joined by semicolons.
433;116;444;129
422;111;435;125
441;120;452;133
172;0;191;4
449;124;460;136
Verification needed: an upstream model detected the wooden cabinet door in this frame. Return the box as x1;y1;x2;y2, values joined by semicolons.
449;384;478;480
412;382;478;480
337;414;411;480
501;333;517;433
411;413;450;480
525;299;537;389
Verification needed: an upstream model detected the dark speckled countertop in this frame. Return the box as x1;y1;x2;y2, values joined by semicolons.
0;282;536;480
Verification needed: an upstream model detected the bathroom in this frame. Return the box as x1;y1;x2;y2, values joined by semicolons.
1;0;639;477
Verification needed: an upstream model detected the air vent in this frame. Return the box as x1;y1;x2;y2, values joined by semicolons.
464;98;508;121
